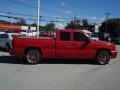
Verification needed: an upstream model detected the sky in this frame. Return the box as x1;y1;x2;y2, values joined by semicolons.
0;0;120;28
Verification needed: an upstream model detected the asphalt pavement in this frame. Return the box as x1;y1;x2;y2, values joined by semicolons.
0;46;120;90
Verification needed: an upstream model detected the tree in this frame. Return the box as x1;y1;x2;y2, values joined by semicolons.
99;18;120;33
16;18;27;25
0;20;11;24
82;19;89;29
65;18;82;30
45;21;55;32
30;22;37;27
99;18;120;42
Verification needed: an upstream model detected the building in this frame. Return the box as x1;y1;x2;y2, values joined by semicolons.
0;23;21;32
0;23;37;36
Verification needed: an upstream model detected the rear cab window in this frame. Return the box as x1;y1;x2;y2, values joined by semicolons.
60;32;70;41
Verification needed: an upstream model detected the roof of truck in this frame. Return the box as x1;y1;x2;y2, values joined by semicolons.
56;29;85;33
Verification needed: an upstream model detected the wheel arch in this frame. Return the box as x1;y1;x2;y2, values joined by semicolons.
6;42;10;46
96;48;111;57
5;42;11;49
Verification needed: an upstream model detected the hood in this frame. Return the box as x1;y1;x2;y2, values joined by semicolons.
92;40;113;46
91;39;116;51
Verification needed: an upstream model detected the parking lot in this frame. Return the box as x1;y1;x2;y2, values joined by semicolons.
0;46;120;90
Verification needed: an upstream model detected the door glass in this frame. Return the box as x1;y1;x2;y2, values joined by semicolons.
73;32;88;41
60;32;70;41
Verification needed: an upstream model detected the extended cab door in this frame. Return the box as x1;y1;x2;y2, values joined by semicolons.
71;32;94;59
56;31;72;59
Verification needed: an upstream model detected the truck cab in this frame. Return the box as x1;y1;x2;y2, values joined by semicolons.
55;30;92;59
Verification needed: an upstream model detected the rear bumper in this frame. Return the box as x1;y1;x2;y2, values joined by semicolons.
111;51;117;58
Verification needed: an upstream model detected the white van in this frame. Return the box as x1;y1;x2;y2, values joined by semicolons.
20;30;37;36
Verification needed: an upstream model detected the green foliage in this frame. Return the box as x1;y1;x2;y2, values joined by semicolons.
0;19;55;32
30;21;55;32
99;18;120;33
65;18;82;29
30;22;37;27
65;19;89;30
0;20;11;24
45;21;55;32
82;19;89;29
16;18;27;25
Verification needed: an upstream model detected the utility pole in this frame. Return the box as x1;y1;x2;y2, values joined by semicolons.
105;12;110;41
105;12;110;33
74;11;77;29
37;0;40;37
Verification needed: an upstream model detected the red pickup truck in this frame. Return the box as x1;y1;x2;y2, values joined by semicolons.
10;29;117;65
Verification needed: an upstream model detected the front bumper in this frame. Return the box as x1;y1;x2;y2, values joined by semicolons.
111;51;117;58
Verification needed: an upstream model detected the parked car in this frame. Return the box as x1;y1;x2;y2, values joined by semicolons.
0;33;13;50
91;34;99;40
0;31;5;34
0;33;22;50
10;29;117;65
110;37;120;45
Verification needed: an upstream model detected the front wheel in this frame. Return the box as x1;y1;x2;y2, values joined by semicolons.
96;50;110;65
25;49;42;64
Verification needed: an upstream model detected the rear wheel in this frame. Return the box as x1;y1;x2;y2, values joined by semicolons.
96;50;110;65
25;49;42;64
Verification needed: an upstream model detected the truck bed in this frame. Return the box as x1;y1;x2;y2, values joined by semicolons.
11;36;55;58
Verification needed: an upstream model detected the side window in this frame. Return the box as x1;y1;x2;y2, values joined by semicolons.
0;35;2;38
60;32;70;41
3;34;9;38
73;32;88;41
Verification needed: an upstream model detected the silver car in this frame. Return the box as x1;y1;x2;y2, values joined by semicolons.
0;33;13;50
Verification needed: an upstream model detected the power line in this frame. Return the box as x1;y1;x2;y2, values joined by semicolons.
7;0;36;9
0;11;71;20
60;0;105;20
7;0;72;18
106;12;110;21
0;11;35;17
0;14;68;23
0;14;21;19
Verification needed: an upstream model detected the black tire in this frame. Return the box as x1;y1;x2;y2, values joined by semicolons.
6;43;11;51
25;49;42;64
96;50;110;65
